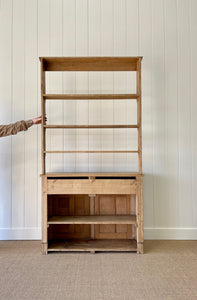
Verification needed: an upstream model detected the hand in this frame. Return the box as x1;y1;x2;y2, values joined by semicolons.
32;116;47;125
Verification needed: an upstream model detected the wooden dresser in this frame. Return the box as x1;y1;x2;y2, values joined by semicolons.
40;57;143;254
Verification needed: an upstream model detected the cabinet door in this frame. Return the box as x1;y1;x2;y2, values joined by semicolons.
94;195;134;239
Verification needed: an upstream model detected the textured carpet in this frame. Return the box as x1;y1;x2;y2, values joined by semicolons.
0;240;197;300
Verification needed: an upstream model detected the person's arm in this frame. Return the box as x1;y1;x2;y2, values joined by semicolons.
0;116;42;138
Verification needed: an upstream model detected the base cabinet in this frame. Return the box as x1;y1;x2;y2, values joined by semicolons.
42;174;143;254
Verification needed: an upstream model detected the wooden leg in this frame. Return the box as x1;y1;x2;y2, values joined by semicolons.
42;243;48;255
137;243;143;254
136;177;143;254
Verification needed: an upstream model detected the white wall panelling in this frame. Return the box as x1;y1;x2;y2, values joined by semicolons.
0;0;12;229
12;0;25;228
88;0;101;172
62;0;76;173
24;0;38;228
190;0;197;227
0;0;197;240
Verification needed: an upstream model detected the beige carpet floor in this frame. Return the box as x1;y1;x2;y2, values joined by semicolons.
0;240;197;300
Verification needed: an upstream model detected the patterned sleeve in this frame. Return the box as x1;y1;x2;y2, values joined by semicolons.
0;120;33;137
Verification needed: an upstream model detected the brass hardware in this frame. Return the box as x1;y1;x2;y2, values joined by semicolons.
89;176;95;183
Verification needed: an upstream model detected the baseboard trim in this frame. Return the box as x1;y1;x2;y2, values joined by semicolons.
0;227;197;240
0;228;41;240
144;228;197;240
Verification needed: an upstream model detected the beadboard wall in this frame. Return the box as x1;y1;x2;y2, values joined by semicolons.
0;0;197;240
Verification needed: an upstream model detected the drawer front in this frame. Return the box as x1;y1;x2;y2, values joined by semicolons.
47;179;137;195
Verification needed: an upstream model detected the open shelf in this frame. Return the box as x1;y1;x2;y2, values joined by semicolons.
43;93;139;100
44;125;138;129
43;172;141;177
44;150;138;154
48;215;137;225
48;239;137;252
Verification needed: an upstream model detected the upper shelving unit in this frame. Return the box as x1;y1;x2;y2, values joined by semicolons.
40;57;142;175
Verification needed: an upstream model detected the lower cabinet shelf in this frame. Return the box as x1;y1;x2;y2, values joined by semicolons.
48;239;137;252
48;215;137;224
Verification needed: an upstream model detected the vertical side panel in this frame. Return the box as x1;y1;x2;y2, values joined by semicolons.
137;60;142;173
0;0;12;229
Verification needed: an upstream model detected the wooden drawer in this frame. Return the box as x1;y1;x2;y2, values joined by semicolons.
46;179;137;195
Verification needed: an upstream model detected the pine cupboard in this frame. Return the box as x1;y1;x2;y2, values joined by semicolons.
40;57;143;254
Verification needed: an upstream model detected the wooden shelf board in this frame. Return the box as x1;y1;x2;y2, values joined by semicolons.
43;94;139;100
48;215;136;225
44;125;138;129
41;172;143;177
44;150;138;154
48;239;137;252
